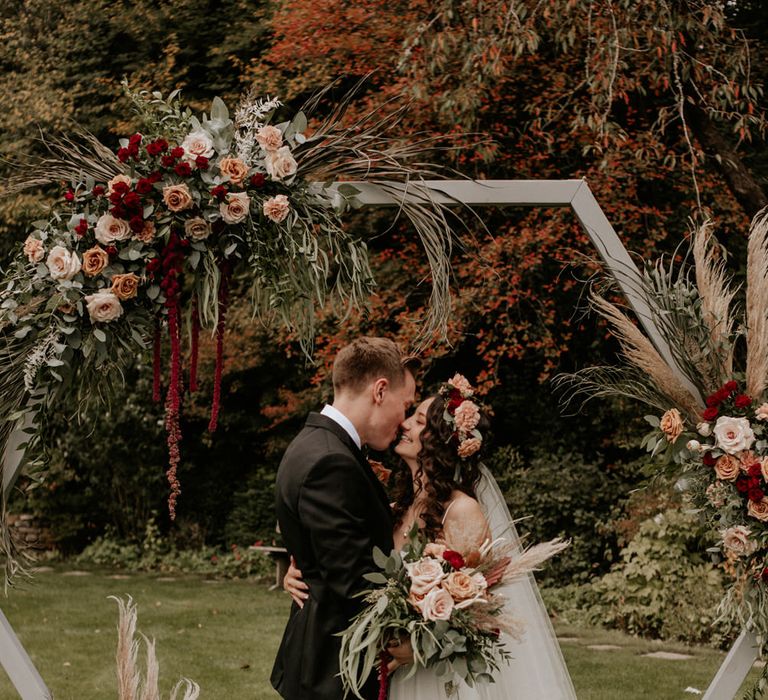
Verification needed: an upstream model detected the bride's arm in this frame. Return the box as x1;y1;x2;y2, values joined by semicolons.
441;495;491;553
283;555;310;608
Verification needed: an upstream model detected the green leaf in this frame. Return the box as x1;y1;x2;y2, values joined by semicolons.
210;96;229;123
372;547;389;569
93;328;107;343
292;111;308;134
362;572;387;584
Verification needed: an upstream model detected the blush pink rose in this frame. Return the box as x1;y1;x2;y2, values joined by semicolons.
46;245;81;280
263;194;290;223
265;146;298;181
256;125;283;152
457;437;482;458
95;214;132;245
418;588;454;622
84;291;123;323
405;557;445;597
454;400;481;432
181;129;215;160
23;236;45;263
448;374;473;396
220;192;251;224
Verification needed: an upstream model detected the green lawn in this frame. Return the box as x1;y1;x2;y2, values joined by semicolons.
0;565;761;699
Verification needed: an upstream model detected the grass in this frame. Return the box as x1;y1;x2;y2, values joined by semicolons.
0;565;762;699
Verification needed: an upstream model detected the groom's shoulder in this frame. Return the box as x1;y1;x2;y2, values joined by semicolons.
278;413;357;475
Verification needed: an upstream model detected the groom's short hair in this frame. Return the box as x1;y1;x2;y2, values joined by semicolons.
333;337;416;395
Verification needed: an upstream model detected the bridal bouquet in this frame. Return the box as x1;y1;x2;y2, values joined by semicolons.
339;529;567;699
556;211;768;687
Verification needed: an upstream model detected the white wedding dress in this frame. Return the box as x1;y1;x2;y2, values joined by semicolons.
388;465;577;700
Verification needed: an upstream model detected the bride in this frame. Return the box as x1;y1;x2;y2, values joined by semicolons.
284;376;576;699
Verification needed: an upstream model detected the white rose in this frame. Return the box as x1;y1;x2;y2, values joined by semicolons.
713;416;755;455
181;129;215;161
46;245;81;280
686;439;702;452
265;145;298;181
405;557;445;597
418;587;455;622
697;422;712;437
721;525;756;557
84;291;123;323
95;213;132;245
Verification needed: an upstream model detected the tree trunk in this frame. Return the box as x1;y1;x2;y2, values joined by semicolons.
685;101;768;218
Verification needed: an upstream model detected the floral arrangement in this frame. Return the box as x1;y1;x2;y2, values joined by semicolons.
555;210;768;692
339;528;567;699
440;373;483;459
0;80;460;584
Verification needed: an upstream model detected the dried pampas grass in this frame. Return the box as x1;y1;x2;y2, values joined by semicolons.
590;294;703;418
746;209;768;399
692;221;736;384
110;596;199;700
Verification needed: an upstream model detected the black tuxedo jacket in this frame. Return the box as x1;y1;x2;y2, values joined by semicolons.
271;413;394;700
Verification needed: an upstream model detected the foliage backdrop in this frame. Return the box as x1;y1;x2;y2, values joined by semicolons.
1;1;767;592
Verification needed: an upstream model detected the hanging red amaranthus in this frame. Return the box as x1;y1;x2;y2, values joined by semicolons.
208;261;231;433
189;294;200;393
378;651;390;700
159;232;186;519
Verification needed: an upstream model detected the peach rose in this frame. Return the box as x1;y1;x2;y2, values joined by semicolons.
162;183;194;212
721;525;756;557
418;587;455;622
756;403;768;421
23;236;44;263
110;273;140;300
740;451;759;470
713;416;755;455
265;146;298;181
263;194;290;223
660;408;684;443
84;291;123;323
457;437;482;458
256;125;283;152
405;557;445;597
46;245;81;280
714;454;741;481
220;192;251;224
218;156;249;185
95;213;132;245
448;374;474;396
107;174;132;195
760;457;768;482
184;217;212;241
749;498;768;522
82;246;110;277
443;571;482;601
181;129;215;160
454;400;481;432
133;220;156;243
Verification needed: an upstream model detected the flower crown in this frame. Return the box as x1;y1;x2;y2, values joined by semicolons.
438;374;483;460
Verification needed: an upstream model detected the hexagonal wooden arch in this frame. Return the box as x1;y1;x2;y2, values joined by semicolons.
0;179;745;699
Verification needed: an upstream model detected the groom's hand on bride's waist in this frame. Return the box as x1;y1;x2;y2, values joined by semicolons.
283;555;309;608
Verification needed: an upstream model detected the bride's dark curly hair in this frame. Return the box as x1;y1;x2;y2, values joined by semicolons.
391;394;490;541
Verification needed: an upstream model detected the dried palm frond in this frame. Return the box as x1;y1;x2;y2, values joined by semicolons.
293;77;476;350
169;680;200;700
692;221;736;384
3;129;122;197
553;364;676;416
590;294;703;418
746;209;768;399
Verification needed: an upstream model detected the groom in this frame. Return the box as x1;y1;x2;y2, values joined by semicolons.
271;337;417;700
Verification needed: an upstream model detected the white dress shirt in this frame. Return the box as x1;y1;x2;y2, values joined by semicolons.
320;404;362;449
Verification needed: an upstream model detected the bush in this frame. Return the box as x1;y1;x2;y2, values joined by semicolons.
488;445;644;584
75;518;272;579
590;508;734;646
